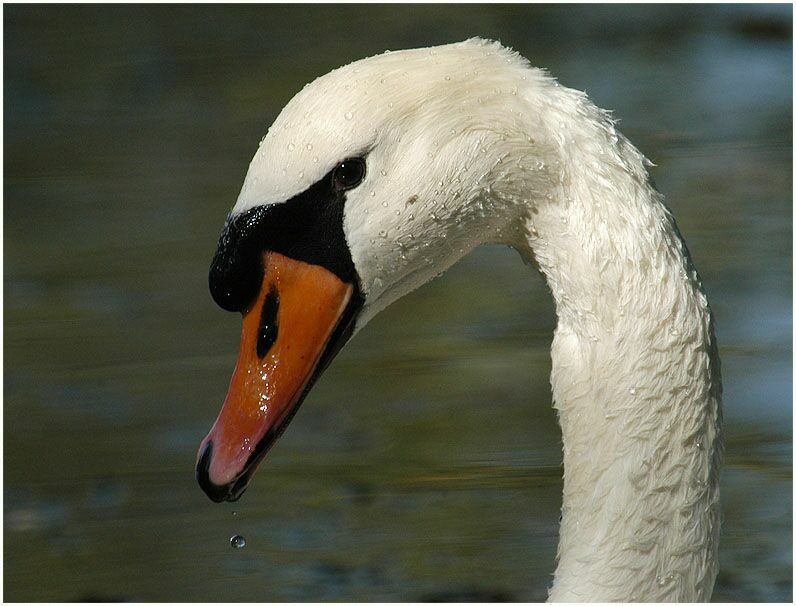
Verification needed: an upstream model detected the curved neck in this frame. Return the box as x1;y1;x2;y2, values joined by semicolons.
492;87;722;601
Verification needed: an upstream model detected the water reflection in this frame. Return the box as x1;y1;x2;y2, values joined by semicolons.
4;3;792;602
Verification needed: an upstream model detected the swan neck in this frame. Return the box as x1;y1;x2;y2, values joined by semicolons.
505;101;722;601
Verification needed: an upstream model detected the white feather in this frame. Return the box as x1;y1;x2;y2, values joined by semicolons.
235;38;722;602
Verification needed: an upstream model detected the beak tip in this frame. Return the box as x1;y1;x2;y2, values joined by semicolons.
196;441;234;503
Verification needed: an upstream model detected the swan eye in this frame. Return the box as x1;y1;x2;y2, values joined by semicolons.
332;157;366;191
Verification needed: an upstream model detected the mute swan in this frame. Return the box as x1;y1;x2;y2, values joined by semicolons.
196;39;722;602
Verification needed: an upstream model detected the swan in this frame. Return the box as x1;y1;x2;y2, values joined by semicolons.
196;39;722;602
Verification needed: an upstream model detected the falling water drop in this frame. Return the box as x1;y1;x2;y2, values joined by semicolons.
344;111;353;120
230;535;246;549
287;143;295;151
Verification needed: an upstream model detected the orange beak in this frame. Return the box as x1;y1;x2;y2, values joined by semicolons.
196;251;355;502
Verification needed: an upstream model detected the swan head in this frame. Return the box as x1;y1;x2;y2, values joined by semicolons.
197;39;553;501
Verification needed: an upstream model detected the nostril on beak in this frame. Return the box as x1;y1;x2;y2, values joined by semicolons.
196;441;231;503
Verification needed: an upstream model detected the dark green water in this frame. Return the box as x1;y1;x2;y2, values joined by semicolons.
4;4;791;602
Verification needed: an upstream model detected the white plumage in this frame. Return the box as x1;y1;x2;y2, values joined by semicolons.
234;38;722;602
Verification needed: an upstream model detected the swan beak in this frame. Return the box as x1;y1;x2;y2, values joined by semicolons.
196;251;354;502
